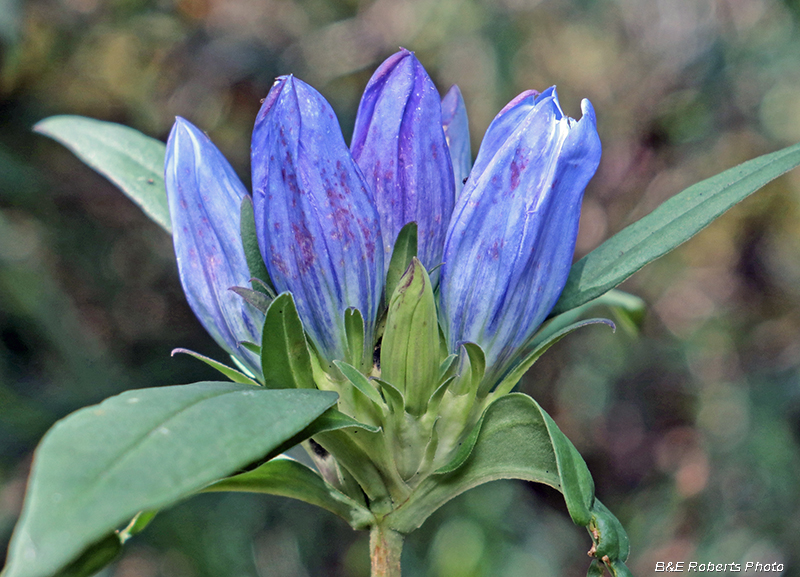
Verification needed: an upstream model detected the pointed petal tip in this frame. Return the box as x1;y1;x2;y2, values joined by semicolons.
580;98;597;123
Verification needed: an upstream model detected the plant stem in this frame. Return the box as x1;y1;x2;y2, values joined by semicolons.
370;524;404;577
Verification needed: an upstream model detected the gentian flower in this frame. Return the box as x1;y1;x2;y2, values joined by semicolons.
439;87;602;383
441;85;472;197
350;48;454;274
251;76;384;364
164;118;263;375
165;49;600;395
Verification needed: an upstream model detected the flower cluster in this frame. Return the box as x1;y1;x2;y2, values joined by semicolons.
165;48;601;400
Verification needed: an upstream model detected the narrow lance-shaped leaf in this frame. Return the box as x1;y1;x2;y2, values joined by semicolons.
552;140;800;315
34;116;171;233
3;383;338;577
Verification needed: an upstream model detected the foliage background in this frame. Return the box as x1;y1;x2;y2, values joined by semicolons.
2;0;800;575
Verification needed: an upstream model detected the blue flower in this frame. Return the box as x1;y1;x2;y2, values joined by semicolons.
438;87;602;382
441;85;472;198
350;48;454;274
251;76;384;364
164;117;263;374
165;50;600;391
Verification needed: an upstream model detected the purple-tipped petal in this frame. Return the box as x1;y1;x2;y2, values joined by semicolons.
441;85;472;197
351;49;455;273
164;117;263;374
439;89;601;382
252;76;383;363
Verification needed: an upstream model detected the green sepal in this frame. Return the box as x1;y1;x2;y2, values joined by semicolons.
425;376;453;417
171;348;261;386
552;140;800;316
374;378;405;415
344;308;367;371
229;286;272;314
380;257;440;416
239;196;274;294
451;342;486;397
384;221;418;304
543;289;643;342
240;341;261;355
261;293;314;389
205;456;374;530
491;318;615;398
333;360;385;408
438;353;458;383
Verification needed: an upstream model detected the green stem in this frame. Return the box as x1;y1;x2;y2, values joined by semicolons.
370;524;404;577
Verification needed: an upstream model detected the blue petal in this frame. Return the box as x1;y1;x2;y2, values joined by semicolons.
252;76;384;363
439;90;601;382
164;117;263;374
351;48;455;274
441;85;472;198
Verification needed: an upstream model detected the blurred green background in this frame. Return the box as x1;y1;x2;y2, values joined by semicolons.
3;0;800;575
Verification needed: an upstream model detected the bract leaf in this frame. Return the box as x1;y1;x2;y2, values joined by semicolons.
34;116;170;233
3;383;337;577
261;293;314;389
205;456;373;530
171;348;261;386
552;141;800;315
491;318;615;398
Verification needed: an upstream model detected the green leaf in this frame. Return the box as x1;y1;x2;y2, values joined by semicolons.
171;348;261;386
3;383;338;577
239;196;274;294
384;222;418;303
552;141;800;316
381;257;440;415
34;116;170;233
492;318;615;397
205;456;373;529
261;293;314;389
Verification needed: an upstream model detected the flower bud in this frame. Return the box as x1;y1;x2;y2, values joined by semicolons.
164;117;263;374
351;49;455;274
441;85;471;197
252;76;384;363
439;88;601;382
